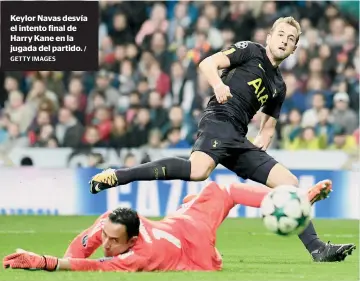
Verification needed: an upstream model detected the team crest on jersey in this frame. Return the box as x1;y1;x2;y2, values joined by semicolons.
234;41;248;49
211;139;221;148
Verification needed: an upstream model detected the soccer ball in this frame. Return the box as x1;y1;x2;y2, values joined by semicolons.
260;185;311;236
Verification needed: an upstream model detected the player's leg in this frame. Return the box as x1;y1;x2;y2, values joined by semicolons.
178;181;236;236
230;143;355;262
264;163;326;252
226;181;332;207
89;113;227;194
221;164;332;207
263;163;355;262
265;163;332;204
174;181;231;270
184;181;331;210
89;151;216;194
183;184;271;207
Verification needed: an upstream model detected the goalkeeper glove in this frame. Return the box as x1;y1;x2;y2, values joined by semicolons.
3;249;58;271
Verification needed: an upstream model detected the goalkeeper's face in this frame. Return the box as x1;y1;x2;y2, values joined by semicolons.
101;219;138;257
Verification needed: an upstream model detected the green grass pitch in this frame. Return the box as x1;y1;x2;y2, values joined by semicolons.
0;216;358;281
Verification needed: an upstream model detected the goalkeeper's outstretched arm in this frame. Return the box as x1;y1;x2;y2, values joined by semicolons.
56;253;145;272
3;249;146;272
63;213;108;258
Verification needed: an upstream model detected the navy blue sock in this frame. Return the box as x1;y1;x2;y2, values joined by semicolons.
298;221;324;253
115;157;191;185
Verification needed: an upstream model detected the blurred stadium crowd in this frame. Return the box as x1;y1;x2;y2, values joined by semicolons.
0;1;359;154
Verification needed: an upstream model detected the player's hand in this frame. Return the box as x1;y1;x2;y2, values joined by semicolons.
3;250;58;271
253;134;271;151
213;83;233;104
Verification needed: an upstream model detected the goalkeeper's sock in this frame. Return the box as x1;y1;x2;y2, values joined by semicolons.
298;222;325;253
115;157;191;185
228;183;271;207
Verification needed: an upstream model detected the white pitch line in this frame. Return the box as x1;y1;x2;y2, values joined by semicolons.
322;234;357;238
247;232;358;238
0;230;36;234
0;230;81;234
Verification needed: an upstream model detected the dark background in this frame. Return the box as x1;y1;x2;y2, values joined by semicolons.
1;1;99;71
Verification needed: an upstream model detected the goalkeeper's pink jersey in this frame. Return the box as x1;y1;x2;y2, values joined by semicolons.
64;182;235;272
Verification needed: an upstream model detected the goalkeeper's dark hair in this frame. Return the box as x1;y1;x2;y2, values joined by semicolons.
108;207;140;239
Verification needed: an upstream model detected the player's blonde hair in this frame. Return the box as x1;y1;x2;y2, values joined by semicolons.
270;17;302;44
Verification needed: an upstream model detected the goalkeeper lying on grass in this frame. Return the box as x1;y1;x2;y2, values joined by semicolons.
3;180;355;272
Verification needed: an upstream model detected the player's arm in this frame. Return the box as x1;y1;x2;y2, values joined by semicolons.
199;42;255;86
198;52;232;104
3;250;145;272
254;88;286;150
56;253;145;272
252;112;277;151
63;214;107;258
199;41;255;104
198;52;231;89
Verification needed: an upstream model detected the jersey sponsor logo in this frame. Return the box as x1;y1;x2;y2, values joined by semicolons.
82;235;89;247
247;78;268;106
222;48;236;56
234;41;248;49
